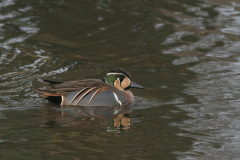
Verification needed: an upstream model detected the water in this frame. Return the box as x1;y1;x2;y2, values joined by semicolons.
0;0;240;159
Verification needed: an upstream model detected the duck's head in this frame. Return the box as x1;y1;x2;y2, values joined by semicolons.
103;68;144;91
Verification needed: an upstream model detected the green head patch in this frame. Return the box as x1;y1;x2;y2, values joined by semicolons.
104;73;125;86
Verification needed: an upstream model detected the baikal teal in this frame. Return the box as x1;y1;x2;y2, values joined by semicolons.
34;68;143;106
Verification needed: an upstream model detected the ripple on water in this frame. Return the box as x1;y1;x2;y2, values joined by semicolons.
0;1;73;106
1;0;240;159
161;1;240;158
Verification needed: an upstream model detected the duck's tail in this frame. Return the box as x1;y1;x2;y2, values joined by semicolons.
33;80;63;104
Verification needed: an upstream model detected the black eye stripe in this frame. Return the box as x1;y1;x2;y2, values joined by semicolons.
119;76;125;82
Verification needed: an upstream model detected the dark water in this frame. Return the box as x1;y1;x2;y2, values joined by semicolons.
0;0;240;159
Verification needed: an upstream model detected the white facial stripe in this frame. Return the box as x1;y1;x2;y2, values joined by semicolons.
113;92;122;106
104;78;107;83
106;73;125;76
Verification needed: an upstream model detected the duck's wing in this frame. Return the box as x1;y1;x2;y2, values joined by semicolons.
34;79;112;105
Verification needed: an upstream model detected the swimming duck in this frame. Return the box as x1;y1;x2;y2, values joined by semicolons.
34;68;143;106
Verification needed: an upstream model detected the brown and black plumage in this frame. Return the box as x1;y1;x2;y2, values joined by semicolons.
34;68;143;106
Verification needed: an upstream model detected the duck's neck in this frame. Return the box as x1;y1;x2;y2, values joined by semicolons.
124;90;134;102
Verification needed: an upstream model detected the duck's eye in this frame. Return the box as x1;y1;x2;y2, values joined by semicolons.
119;76;125;82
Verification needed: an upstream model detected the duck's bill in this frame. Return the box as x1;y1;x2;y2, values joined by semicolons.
129;81;144;89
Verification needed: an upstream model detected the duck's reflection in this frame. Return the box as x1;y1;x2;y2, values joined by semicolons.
43;105;134;132
113;114;131;130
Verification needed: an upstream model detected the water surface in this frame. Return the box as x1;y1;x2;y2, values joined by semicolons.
0;0;240;159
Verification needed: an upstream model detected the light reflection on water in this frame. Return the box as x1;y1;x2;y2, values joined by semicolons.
162;0;240;159
1;0;240;159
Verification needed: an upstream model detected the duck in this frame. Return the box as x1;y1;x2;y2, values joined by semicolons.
34;68;143;106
